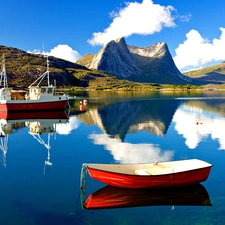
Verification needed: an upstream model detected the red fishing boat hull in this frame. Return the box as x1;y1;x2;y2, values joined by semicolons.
0;100;68;111
86;166;212;189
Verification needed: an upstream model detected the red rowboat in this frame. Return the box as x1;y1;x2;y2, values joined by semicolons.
82;159;212;189
82;184;212;210
0;55;68;111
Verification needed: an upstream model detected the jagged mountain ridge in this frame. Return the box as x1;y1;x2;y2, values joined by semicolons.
78;37;191;85
2;43;225;89
2;44;181;90
128;42;191;83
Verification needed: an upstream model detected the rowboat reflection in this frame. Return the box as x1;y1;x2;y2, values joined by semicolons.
0;110;69;170
0;125;8;167
81;184;212;210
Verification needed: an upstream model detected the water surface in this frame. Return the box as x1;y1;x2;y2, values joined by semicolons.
1;91;225;225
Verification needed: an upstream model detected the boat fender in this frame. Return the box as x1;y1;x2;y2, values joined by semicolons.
83;99;88;105
80;105;85;111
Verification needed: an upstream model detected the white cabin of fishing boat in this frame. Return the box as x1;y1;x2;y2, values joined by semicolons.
27;85;55;100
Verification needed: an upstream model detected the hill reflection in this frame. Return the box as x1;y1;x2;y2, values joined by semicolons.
79;99;181;141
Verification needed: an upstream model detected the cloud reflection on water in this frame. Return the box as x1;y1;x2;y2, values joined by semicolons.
89;133;174;163
55;116;80;135
173;105;225;150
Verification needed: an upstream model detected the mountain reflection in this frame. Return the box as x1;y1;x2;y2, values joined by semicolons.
82;98;180;163
82;99;181;141
80;95;225;153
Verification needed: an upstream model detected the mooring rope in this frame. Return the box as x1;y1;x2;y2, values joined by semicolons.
67;100;73;109
68;164;91;225
80;164;88;209
80;163;88;189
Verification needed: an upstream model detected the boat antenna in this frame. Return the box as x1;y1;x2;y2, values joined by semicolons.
42;43;50;86
46;55;50;86
28;44;51;88
0;54;8;88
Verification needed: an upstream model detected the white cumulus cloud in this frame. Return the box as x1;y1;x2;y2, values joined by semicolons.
28;44;81;63
88;0;176;46
49;44;81;62
173;27;225;71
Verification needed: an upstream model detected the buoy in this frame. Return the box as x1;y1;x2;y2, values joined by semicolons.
83;99;88;105
80;105;84;111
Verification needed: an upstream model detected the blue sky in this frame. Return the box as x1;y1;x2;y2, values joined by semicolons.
1;0;225;72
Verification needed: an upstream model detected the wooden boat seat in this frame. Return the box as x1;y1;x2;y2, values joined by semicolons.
134;167;175;175
134;169;151;175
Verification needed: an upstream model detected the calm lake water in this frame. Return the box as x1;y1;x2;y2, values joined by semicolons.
1;90;225;225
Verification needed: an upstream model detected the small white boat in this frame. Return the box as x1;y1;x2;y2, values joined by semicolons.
82;159;212;189
0;55;68;111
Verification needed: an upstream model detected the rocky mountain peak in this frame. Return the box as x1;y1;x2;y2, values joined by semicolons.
89;37;140;78
82;37;192;84
128;42;168;58
115;37;126;44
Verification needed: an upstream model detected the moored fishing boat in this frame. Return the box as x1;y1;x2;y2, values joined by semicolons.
81;159;212;189
0;55;68;111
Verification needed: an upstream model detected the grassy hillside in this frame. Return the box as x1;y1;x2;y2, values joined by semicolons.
0;45;91;88
184;62;225;77
183;62;225;86
76;54;94;68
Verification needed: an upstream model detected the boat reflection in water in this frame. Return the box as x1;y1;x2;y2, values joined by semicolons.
81;184;212;210
0;110;69;171
0;110;69;120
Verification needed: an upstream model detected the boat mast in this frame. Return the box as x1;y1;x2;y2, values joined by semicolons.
42;42;50;86
28;55;51;88
0;54;8;88
46;55;50;87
